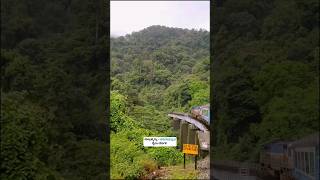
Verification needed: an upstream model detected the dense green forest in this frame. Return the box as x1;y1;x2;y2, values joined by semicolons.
2;0;319;179
110;26;210;179
1;0;108;179
212;0;319;162
111;26;210;113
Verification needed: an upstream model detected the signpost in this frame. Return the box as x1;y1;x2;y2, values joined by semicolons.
182;144;198;169
143;137;177;147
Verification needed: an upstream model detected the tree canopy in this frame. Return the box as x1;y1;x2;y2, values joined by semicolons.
1;0;108;179
110;26;210;178
212;0;319;161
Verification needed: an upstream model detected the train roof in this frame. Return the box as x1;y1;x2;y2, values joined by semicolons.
263;140;290;146
200;104;210;108
288;132;319;148
262;141;290;149
191;104;210;109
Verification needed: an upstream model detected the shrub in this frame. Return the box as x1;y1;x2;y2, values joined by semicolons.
147;147;183;166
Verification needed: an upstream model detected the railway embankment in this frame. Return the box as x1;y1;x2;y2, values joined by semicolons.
211;160;279;180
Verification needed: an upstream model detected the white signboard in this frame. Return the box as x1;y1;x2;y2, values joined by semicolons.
201;142;209;149
143;137;177;147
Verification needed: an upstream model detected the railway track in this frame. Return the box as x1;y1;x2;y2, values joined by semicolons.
168;112;210;132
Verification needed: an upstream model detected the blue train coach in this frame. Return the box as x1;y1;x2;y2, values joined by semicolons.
190;104;210;124
288;132;319;180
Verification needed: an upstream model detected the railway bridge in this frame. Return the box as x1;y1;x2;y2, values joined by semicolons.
168;112;210;155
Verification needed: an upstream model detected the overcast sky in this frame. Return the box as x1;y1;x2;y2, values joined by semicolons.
111;1;210;37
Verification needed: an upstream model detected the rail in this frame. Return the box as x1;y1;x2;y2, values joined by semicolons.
168;112;208;132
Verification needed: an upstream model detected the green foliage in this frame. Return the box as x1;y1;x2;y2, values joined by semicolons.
111;132;147;179
192;57;210;81
130;105;170;132
163;81;192;110
111;26;209;179
110;26;210;177
111;130;159;179
213;0;319;161
147;148;184;166
1;92;54;179
163;76;209;111
138;85;166;107
62;140;108;180
110;89;189;178
1;0;108;178
187;77;210;107
111;91;136;132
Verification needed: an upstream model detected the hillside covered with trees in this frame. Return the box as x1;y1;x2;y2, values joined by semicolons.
2;0;317;179
110;25;210;179
1;0;108;179
212;0;319;162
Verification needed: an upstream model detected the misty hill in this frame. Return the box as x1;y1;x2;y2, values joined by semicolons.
111;25;210;130
111;25;209;59
111;25;210;108
111;25;209;86
110;26;209;179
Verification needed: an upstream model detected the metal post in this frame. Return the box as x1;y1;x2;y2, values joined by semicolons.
184;153;186;169
195;155;197;170
195;131;201;157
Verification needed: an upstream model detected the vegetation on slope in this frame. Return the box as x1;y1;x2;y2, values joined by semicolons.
1;0;108;179
110;26;210;179
212;0;319;162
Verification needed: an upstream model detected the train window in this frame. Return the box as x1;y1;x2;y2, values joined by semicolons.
302;152;305;172
310;152;315;176
305;152;309;174
202;109;209;116
299;152;302;170
294;151;298;168
297;152;299;169
298;152;301;169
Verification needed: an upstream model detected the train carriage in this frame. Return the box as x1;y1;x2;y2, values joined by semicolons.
288;133;319;180
260;141;291;177
190;104;210;126
259;133;319;180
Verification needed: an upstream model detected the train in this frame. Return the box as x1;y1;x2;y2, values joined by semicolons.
259;132;319;180
190;104;210;125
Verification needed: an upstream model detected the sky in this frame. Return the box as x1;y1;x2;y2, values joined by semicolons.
111;1;210;37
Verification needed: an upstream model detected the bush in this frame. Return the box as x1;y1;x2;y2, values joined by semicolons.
111;132;156;179
147;147;184;166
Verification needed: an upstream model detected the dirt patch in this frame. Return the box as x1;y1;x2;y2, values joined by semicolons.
197;156;210;179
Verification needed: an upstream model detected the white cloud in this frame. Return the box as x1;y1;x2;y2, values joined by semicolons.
111;1;210;37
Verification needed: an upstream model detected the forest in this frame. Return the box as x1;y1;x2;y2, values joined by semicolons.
212;0;319;162
1;0;319;179
110;26;210;179
1;0;210;178
1;0;108;179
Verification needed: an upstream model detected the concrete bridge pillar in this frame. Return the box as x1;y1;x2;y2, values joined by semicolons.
179;120;188;151
187;124;197;145
172;118;180;130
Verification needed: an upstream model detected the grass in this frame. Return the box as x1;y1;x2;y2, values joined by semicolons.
160;159;199;179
